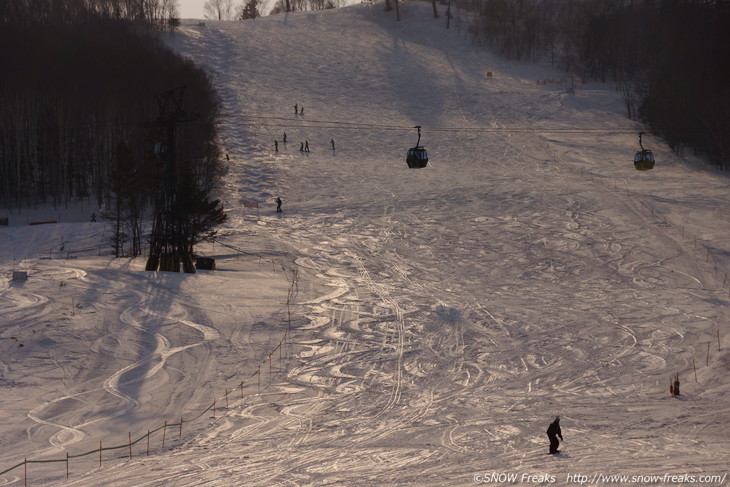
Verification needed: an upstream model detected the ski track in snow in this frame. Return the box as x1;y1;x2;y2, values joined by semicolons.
0;265;229;465
2;4;730;485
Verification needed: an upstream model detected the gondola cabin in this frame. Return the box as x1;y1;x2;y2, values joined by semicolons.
634;132;654;171
406;125;429;168
634;149;655;171
406;147;429;168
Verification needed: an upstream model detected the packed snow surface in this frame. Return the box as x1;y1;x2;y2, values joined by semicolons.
1;4;729;485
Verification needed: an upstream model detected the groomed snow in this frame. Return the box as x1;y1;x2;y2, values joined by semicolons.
1;3;729;485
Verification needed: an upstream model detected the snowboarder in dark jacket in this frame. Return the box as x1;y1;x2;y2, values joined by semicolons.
276;197;282;213
547;416;562;454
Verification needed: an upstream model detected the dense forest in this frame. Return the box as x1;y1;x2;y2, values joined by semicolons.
0;0;226;270
462;0;730;169
0;1;221;208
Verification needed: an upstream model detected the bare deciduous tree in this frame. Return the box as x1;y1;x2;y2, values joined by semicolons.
204;0;234;20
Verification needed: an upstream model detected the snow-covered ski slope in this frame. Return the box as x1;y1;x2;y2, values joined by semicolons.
2;3;730;485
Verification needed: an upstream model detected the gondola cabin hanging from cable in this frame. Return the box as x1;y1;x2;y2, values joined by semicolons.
634;132;655;171
406;126;429;168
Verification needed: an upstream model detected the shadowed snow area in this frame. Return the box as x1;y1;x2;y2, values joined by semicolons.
1;3;729;485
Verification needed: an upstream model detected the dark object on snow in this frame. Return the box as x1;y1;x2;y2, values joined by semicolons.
547;416;563;454
196;257;216;270
406;126;429;168
670;373;680;396
0;217;8;226
276;197;282;213
634;132;655;171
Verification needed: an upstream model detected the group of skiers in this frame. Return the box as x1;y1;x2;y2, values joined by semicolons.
271;103;337;154
274;133;335;154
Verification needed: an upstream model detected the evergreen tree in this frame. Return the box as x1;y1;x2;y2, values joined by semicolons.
240;0;261;19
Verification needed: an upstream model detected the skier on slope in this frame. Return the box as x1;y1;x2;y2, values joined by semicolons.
547;416;562;454
276;197;282;213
